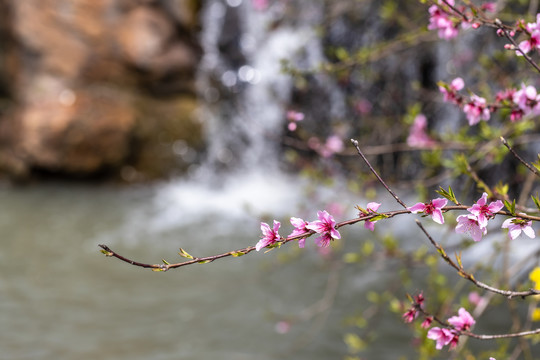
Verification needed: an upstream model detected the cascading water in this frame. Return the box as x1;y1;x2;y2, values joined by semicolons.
151;0;346;230
197;0;327;172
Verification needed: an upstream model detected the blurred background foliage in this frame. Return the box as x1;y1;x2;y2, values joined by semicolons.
280;0;540;205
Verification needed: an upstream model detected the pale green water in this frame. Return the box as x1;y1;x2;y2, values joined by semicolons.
0;177;410;360
1;176;529;359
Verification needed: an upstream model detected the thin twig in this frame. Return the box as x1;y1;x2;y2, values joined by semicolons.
414;220;540;299
99;204;540;271
412;296;540;340
493;18;540;74
501;136;540;178
351;139;408;209
462;328;540;340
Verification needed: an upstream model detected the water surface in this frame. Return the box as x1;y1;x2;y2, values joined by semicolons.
1;176;410;360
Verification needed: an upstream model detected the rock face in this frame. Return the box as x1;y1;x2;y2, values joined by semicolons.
0;0;202;180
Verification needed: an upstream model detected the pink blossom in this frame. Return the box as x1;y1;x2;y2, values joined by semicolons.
407;114;436;148
439;77;464;104
306;210;341;248
308;135;344;158
481;2;496;12
455;214;487;242
320;135;344;158
256;220;281;251
289;217;309;248
510;108;525;122
467;192;504;228
364;202;382;231
496;88;525;121
448;307;475;331
274;320;290;334
496;87;516;103
448;333;460;349
468;291;485;307
403;293;425;323
463;94;490;125
403;308;417;323
450;77;464;91
512;84;540;116
415;292;425;307
428;1;459;40
286;110;304;131
354;98;372;115
502;218;536;240
516;15;540;55
252;0;269;11
422;316;433;329
408;198;448;224
427;327;455;350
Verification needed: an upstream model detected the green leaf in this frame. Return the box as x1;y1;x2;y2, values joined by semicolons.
369;214;389;222
335;47;349;61
435;186;459;204
162;259;170;265
455;252;463;269
495;181;509;197
533;157;540;173
504;199;516;215
198;260;212;264
100;249;113;256
230;251;246;257
344;333;366;353
532;195;540;211
343;252;360;263
362;241;374;256
178;248;194;259
355;205;367;215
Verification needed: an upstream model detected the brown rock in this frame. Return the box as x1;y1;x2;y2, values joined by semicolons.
116;6;197;75
0;0;202;179
19;84;135;173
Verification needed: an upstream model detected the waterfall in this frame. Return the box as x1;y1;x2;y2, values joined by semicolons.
150;0;337;230
196;0;326;172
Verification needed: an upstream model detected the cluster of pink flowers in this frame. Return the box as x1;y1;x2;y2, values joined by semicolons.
515;14;540;55
455;192;503;242
406;192;534;242
427;0;461;40
427;1;495;40
404;294;476;350
427;308;475;350
494;84;540;122
439;77;540;124
403;293;429;325
439;77;491;125
439;77;464;104
463;94;491;125
256;210;341;251
511;84;540;119
406;114;436;148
